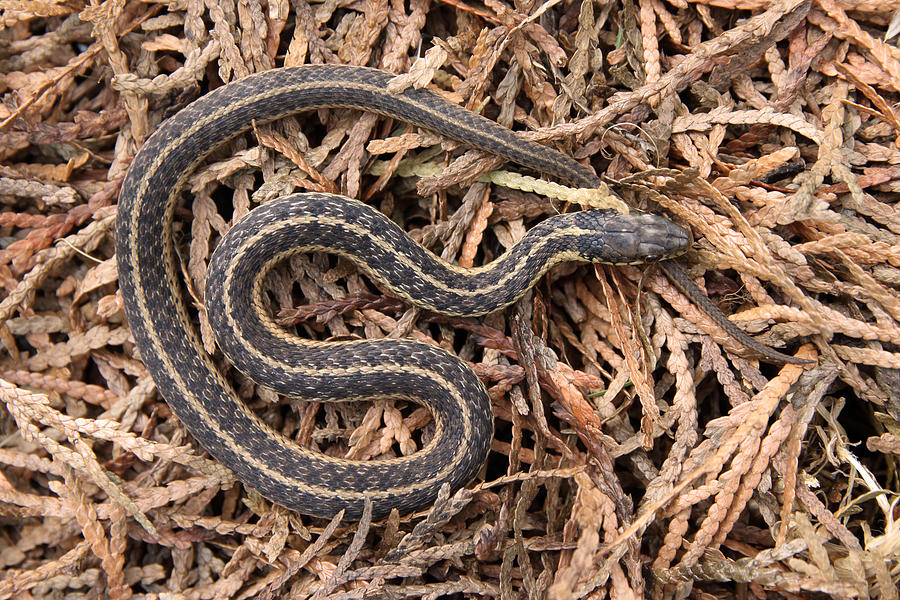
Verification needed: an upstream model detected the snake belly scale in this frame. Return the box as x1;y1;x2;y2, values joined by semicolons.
116;65;796;520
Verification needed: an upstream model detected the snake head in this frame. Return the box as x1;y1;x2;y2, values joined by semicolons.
569;210;692;265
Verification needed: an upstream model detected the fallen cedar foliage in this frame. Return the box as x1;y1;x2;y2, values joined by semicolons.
0;0;899;598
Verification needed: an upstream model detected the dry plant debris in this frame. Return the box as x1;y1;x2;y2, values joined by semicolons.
1;0;899;598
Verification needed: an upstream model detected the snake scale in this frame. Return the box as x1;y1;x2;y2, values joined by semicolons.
116;65;807;519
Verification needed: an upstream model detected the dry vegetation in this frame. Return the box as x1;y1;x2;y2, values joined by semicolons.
1;0;899;597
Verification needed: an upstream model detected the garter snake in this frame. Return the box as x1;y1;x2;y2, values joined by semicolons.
116;65;808;519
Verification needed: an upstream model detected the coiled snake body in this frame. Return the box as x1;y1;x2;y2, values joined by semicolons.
116;65;802;519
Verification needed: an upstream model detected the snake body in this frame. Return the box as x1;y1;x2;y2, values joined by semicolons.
116;65;802;519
